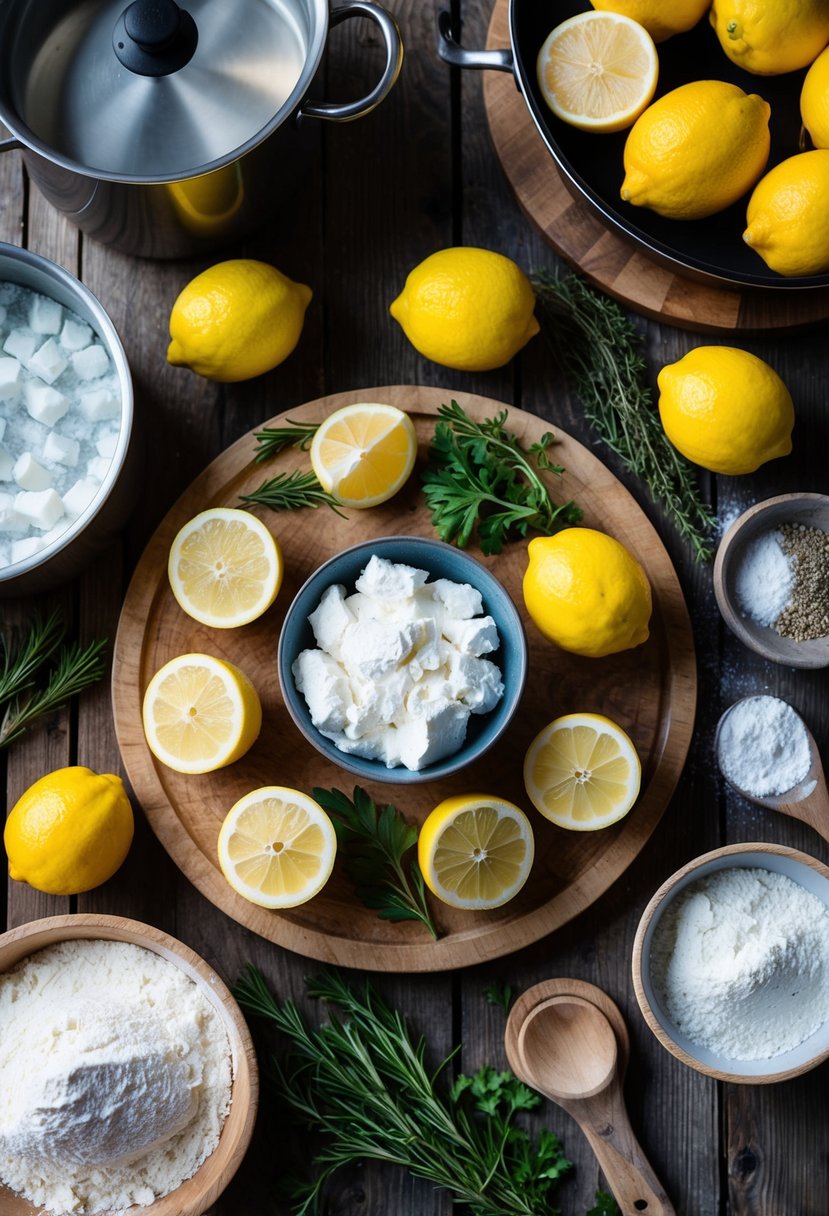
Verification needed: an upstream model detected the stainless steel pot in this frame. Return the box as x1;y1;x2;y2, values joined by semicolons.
0;0;402;259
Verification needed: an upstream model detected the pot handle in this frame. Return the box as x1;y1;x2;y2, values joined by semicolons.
436;9;513;73
299;1;403;123
0;137;24;153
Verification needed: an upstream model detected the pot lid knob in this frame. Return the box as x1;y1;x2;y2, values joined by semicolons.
113;0;198;76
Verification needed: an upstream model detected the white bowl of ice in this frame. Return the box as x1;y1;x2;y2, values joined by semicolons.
632;842;829;1083
0;242;137;595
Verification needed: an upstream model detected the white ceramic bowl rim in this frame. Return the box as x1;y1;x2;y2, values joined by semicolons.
0;242;134;582
636;843;829;1080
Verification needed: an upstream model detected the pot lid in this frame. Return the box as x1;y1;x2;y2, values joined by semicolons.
1;0;321;180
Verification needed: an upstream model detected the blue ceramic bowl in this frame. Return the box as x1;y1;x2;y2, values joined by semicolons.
277;535;527;784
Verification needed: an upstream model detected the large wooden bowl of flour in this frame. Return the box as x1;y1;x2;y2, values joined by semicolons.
0;913;258;1215
632;843;829;1084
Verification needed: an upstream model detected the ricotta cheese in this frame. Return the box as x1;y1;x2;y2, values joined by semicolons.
293;554;505;770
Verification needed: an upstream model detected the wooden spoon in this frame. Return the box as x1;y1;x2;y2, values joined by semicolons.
715;698;829;845
505;983;675;1216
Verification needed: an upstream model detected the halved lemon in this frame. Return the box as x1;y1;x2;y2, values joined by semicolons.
309;402;417;508
537;11;659;134
142;653;262;775
217;786;337;908
168;507;282;629
524;712;641;831
417;795;534;910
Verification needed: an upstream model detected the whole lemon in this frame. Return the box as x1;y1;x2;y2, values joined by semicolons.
591;0;711;42
744;151;829;277
167;259;312;382
522;529;652;658
710;0;829;75
620;80;771;220
802;47;829;148
5;766;134;895
389;247;540;371
657;346;794;474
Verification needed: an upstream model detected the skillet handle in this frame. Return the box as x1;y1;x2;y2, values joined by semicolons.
436;9;513;73
0;137;23;153
299;1;403;123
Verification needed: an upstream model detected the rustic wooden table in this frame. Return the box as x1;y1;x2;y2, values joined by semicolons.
2;2;828;1213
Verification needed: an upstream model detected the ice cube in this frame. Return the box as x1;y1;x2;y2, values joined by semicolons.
29;294;63;335
13;452;52;491
24;380;70;427
0;356;21;401
79;386;119;421
86;455;111;482
43;432;80;467
59;318;93;351
3;328;37;364
71;343;110;380
15;488;64;531
11;536;43;564
28;339;67;385
0;506;29;534
95;429;119;459
62;477;99;519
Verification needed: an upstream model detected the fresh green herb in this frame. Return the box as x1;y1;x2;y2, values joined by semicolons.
240;469;345;516
483;980;514;1016
0;608;108;749
587;1191;620;1216
234;967;573;1216
421;400;582;554
313;786;438;939
253;418;319;462
531;269;717;562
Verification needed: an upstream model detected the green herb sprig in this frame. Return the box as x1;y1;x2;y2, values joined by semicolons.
240;469;345;516
234;966;573;1216
313;786;438;939
253;418;319;462
0;608;107;749
422;401;583;554
531;269;717;561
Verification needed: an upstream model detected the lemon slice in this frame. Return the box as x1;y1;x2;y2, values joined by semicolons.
417;795;534;910
168;507;282;628
524;713;641;831
309;402;417;508
218;786;337;908
537;12;659;134
142;653;262;775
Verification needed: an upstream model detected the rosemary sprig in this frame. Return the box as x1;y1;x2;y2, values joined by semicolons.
234;967;573;1216
312;786;438;938
253;418;319;462
0;609;108;749
531;269;717;561
421;400;582;554
240;469;345;516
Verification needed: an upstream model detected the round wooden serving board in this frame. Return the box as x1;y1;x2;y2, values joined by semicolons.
483;0;829;333
112;387;696;972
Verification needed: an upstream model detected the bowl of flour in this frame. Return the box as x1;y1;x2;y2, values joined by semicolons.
0;914;258;1215
632;843;829;1082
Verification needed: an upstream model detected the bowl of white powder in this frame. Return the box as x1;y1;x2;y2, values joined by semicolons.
278;535;527;783
714;493;829;669
632;843;829;1082
0;243;139;596
0;913;258;1215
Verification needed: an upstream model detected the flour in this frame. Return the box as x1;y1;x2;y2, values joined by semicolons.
650;866;829;1060
733;528;793;626
0;940;233;1214
717;695;812;797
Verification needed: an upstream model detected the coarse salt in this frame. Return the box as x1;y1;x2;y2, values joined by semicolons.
733;528;793;627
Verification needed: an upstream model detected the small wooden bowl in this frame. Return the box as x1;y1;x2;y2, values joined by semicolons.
713;492;829;669
632;843;829;1083
0;914;258;1215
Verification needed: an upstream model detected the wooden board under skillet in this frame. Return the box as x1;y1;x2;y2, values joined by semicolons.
112;386;696;971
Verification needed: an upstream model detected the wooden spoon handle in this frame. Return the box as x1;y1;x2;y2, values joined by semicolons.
571;1093;675;1216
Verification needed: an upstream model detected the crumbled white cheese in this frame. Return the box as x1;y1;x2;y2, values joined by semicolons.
293;554;504;771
